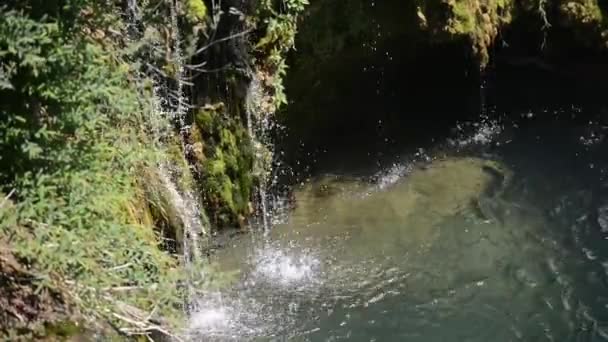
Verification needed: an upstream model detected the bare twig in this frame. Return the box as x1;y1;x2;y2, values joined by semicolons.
112;312;185;342
184;60;207;69
108;263;132;272
1;189;16;209
145;303;159;322
183;64;234;79
103;286;144;292
194;28;253;55
145;63;170;79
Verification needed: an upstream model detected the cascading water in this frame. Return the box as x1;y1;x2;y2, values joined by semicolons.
186;69;324;341
126;0;207;310
162;0;207;277
246;72;275;236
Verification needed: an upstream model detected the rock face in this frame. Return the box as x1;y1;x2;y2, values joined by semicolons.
291;0;607;67
280;0;608;161
185;0;308;230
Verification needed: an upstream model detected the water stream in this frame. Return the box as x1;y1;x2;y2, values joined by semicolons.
189;108;608;341
246;72;275;236
126;0;207;309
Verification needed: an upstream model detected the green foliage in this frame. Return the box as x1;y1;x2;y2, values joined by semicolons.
0;3;191;338
561;0;603;23
0;0;311;336
416;0;514;66
186;0;208;23
254;0;309;110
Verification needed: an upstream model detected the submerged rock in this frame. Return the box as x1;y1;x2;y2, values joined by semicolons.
280;157;511;250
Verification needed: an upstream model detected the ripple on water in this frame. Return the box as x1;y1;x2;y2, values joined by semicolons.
192;137;608;341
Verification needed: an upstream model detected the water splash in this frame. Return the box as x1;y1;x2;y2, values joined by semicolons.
449;114;504;147
373;163;411;190
187;241;322;340
251;245;320;286
188;293;268;341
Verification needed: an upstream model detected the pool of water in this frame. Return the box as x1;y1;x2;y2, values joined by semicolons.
189;112;608;341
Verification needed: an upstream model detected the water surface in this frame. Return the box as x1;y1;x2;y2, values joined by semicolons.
190;112;608;342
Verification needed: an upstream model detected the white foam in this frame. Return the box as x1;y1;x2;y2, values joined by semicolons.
451;115;503;147
189;306;231;331
252;246;320;286
375;163;410;190
188;295;266;340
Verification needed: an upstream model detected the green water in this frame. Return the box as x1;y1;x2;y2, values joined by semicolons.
193;116;608;342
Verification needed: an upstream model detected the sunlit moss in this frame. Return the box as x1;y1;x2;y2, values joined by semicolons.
428;0;513;66
186;0;207;23
561;0;603;24
193;104;254;229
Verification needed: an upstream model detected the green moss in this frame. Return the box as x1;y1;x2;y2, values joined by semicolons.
186;0;208;23
44;321;85;339
557;0;608;48
195;108;215;132
208;157;227;175
560;0;603;25
166;138;195;191
452;2;477;34
192;105;254;229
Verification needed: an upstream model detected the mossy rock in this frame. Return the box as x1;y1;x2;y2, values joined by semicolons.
418;0;514;66
557;0;608;49
192;104;255;230
185;0;208;23
560;0;603;25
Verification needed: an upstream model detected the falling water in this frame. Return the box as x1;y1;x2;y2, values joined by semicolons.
158;164;205;263
127;0;139;20
161;1;207;273
126;0;207;300
168;0;187;123
246;72;274;236
480;70;488;118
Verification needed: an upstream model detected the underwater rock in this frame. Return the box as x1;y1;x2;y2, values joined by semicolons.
281;156;511;249
401;157;510;216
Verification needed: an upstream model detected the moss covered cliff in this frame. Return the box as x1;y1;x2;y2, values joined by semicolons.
280;0;608;166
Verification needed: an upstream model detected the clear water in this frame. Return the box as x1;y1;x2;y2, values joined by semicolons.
189;112;608;342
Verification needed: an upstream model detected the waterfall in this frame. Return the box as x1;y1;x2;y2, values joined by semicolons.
479;69;488;118
157;164;204;260
169;0;187;123
246;72;274;236
126;0;207;309
163;0;206;275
